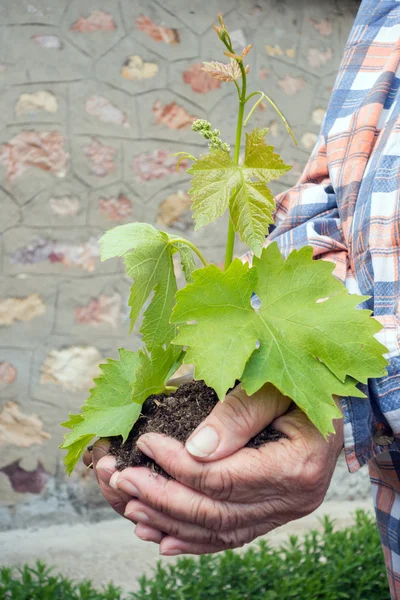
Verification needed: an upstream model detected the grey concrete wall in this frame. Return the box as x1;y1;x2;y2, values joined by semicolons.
0;0;365;530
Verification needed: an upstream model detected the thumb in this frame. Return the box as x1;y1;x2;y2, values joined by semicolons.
185;382;292;461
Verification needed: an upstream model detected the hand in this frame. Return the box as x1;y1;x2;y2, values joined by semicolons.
89;383;343;555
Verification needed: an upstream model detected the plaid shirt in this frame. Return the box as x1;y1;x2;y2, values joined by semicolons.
267;0;400;472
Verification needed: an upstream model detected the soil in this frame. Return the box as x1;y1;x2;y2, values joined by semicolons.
109;380;286;477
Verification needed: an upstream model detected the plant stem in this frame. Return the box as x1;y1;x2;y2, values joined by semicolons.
164;385;178;393
170;238;209;267
224;61;247;271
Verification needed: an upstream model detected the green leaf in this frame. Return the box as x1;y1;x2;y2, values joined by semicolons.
243;128;291;184
171;244;388;437
231;128;291;256
187;130;291;256
230;180;275;257
188;150;240;229
100;223;157;261
169;236;197;284
62;434;95;476
172;260;258;399
61;347;181;474
100;223;195;351
133;345;183;405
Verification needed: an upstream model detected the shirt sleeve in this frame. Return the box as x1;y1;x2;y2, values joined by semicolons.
267;131;348;283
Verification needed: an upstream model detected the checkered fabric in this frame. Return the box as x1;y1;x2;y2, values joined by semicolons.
263;0;400;472
370;452;400;598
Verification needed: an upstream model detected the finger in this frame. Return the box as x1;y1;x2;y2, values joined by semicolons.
160;538;227;555
92;439;110;470
96;455;131;515
125;498;275;546
125;498;225;544
135;431;284;501
158;521;276;556
184;383;291;461
135;523;164;544
110;466;282;529
273;405;343;447
82;448;93;468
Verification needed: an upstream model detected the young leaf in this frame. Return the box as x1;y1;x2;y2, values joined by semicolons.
187;130;290;256
61;346;182;474
201;59;243;82
230;129;291;256
230;180;275;257
243;128;291;184
100;223;195;351
188;150;240;229
171;245;388;437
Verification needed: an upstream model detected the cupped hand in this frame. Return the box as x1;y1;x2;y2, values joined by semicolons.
87;383;343;555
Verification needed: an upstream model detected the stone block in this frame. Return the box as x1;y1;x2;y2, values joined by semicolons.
61;0;125;57
6;1;65;26
159;0;234;35
0;349;32;400
69;80;139;140
253;55;318;131
0;472;23;506
137;90;206;144
70;135;121;189
3;227;121;277
168;59;226;114
88;182;142;228
0;191;20;232
253;2;303;69
0;277;56;349
120;0;199;61
0;124;69;206
30;335;142;409
0;393;78;476
55;275;131;339
21;178;88;227
236;1;274;32
0;401;51;450
296;3;345;77
122;139;198;202
95;35;168;95
1;26;91;84
2;83;67;127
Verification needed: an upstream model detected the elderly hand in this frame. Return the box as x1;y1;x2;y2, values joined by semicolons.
85;383;343;556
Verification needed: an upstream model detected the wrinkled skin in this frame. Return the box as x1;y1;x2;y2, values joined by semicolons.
84;381;343;556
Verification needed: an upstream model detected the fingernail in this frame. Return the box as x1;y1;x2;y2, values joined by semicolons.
127;510;149;523
186;426;219;457
96;455;116;475
160;548;182;556
109;471;120;489
92;445;108;463
112;474;140;497
136;440;155;460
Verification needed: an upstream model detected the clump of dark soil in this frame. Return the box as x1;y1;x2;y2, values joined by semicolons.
109;380;285;476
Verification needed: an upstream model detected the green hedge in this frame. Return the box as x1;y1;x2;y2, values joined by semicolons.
0;511;389;600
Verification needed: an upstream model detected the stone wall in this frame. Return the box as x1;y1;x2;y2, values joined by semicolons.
0;0;366;530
